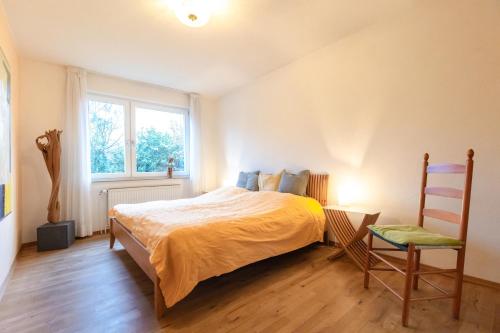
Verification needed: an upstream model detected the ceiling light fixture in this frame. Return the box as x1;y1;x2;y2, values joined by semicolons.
165;0;228;28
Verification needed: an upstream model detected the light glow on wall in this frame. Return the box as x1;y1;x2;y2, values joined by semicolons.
337;176;364;206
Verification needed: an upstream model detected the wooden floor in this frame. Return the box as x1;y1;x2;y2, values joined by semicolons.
0;236;498;333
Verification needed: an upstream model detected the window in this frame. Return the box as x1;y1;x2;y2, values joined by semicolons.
88;97;128;177
88;95;189;180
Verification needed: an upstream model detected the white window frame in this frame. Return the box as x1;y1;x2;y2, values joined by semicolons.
89;95;131;180
88;94;190;181
131;101;190;178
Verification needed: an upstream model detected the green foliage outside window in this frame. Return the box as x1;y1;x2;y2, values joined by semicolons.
89;106;125;174
135;128;185;172
89;105;185;175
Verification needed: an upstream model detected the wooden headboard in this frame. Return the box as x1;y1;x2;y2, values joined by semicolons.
306;173;329;206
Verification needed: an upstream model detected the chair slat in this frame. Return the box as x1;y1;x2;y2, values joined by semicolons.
425;187;463;199
427;164;465;174
422;208;461;224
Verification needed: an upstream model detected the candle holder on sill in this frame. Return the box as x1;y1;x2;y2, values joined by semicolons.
167;157;175;179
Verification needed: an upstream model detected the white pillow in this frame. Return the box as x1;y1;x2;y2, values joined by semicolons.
258;170;284;191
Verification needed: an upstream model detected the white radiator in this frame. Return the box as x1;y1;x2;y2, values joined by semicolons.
94;184;183;233
107;184;183;210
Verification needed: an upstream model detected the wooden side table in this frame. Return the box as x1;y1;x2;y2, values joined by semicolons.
324;205;381;270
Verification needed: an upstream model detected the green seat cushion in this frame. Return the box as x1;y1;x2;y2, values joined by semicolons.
368;225;463;247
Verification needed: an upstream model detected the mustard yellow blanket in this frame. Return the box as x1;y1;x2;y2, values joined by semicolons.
110;187;325;307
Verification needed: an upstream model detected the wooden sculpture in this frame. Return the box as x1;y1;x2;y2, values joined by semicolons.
36;129;62;223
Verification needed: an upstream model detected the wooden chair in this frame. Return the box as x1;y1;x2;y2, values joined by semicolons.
325;206;380;270
363;149;474;327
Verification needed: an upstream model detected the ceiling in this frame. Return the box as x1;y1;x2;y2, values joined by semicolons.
2;0;412;96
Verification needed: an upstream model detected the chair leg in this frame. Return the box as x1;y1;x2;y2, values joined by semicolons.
364;232;373;289
453;247;466;319
412;249;421;290
402;243;415;327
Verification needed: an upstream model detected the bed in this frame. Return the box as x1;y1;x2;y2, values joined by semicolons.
109;173;329;318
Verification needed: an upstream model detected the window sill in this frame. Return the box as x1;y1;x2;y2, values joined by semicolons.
91;175;189;183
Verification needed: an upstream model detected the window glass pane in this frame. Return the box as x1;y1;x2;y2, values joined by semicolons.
135;107;185;173
88;100;126;174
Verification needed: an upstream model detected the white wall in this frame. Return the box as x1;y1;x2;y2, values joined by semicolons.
0;4;20;297
18;58;218;242
216;0;500;282
19;59;65;242
87;72;188;108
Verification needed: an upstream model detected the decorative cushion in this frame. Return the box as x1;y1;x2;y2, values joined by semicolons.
278;170;310;196
245;173;260;191
368;225;463;247
236;171;259;189
258;170;284;191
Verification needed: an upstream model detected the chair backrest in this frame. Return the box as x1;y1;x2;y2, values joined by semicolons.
418;149;474;242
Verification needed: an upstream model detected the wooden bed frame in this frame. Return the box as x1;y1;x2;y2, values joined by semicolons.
109;173;329;319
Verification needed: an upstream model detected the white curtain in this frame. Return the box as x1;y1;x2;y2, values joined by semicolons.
189;93;204;196
61;67;93;237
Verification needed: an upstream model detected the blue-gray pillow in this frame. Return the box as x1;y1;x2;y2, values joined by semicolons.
278;170;310;196
236;171;260;189
246;173;259;191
